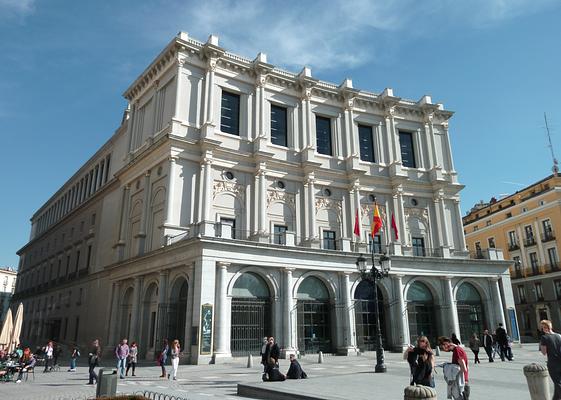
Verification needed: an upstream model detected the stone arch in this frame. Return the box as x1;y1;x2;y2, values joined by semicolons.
227;267;279;299
403;277;441;304
404;279;439;345
352;278;390;351
350;275;391;301
119;286;134;340
454;280;488;341
292;271;337;301
140;281;159;357
151;187;166;206
166;275;188;346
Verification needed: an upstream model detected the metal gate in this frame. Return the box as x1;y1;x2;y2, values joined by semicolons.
354;299;386;351
457;302;485;343
231;298;271;356
408;302;436;345
297;300;332;353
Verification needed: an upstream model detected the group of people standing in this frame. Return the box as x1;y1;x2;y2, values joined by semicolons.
259;336;307;382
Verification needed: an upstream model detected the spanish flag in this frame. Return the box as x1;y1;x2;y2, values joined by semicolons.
371;203;383;238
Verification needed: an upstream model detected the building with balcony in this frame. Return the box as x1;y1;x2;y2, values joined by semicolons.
13;32;516;363
0;267;17;324
463;173;561;341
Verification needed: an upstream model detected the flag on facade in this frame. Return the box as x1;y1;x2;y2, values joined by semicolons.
371;203;383;238
391;213;399;240
353;208;360;237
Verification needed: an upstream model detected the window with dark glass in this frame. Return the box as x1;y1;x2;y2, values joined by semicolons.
220;217;236;239
508;231;517;247
271;105;288;147
488;237;496;248
368;234;382;254
530;252;539;274
358;124;375;162
220;91;240;135
525;225;534;240
548;247;558;269
274;225;288;245
535;282;544;301
517;285;526;303
399;131;416;168
555;280;561;299
412;237;425;256
315;116;332;156
513;256;521;276
323;230;336;250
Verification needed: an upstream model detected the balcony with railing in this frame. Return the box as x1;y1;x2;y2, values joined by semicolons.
469;247;505;261
523;236;537;247
508;241;520;252
542;229;556;243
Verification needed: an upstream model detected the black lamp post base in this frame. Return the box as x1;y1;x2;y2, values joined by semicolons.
374;363;387;373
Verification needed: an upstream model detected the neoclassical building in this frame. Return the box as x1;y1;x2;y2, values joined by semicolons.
13;32;517;364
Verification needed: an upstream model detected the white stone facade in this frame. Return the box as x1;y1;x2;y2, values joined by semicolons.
14;33;517;363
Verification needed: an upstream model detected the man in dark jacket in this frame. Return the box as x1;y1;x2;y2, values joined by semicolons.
286;354;307;379
540;319;561;400
482;329;494;362
495;323;511;361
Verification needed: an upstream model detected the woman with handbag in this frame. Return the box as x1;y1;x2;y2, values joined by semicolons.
158;339;169;378
170;340;180;380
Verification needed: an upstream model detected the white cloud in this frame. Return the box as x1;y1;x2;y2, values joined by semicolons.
0;0;35;18
134;0;559;71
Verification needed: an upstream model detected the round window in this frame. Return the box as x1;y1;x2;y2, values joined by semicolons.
411;198;418;206
324;188;331;197
277;180;285;189
225;171;235;180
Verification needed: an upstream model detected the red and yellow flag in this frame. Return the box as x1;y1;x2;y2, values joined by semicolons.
371;203;383;238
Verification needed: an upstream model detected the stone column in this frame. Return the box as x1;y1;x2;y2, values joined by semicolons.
174;57;186;119
344;99;358;157
107;281;122;345
304;90;313;149
306;174;317;244
201;59;217;138
138;170;152;255
117;185;131;260
393;274;409;350
199;155;214;236
129;276;143;341
282;268;295;354
490;277;507;328
385;107;400;164
338;272;356;354
442;122;456;172
213;262;231;361
443;276;460;341
164;157;177;229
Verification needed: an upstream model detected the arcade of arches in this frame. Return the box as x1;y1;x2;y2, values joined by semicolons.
108;265;507;363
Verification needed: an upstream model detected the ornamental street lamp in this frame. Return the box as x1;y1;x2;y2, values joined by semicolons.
356;248;391;373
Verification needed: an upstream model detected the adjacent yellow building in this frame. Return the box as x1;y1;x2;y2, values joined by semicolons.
463;174;561;341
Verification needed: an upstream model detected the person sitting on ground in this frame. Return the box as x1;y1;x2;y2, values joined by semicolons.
16;348;36;383
286;354;307;379
405;336;435;388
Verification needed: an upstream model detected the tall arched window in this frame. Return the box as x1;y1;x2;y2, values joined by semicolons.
296;276;332;353
407;281;436;345
457;283;485;342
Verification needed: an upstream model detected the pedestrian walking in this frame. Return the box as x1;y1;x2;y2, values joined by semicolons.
404;335;435;387
260;336;268;372
126;342;138;376
468;333;480;364
88;339;101;385
451;333;461;346
539;319;561;400
170;340;180;380
53;342;62;369
482;329;494;362
495;323;511;361
439;336;470;399
68;343;80;372
158;339;169;378
115;338;129;379
43;341;54;372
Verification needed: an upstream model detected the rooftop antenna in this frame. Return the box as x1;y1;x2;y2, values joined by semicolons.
545;112;559;175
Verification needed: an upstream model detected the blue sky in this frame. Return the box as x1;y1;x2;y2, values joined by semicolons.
1;0;561;268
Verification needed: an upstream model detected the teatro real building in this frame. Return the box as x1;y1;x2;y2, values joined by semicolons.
13;32;518;364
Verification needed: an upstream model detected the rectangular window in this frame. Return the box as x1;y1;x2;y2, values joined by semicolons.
548;247;558;270
220;91;240;135
358;125;375;162
65;255;70;276
517;285;526;303
75;250;80;273
399;131;416;168
543;219;552;234
270;105;288;147
368;234;383;254
273;225;288;245
220;217;236;239
488;238;496;248
86;245;92;268
513;256;522;276
315;116;333;156
74;317;79;342
323;230;336;250
525;225;534;240
412;237;425;256
554;280;561;300
530;252;539;274
535;282;544;301
508;231;517;247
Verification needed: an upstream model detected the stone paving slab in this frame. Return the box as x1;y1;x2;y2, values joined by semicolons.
0;344;553;400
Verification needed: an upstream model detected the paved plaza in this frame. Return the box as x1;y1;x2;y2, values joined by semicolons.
0;344;551;399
